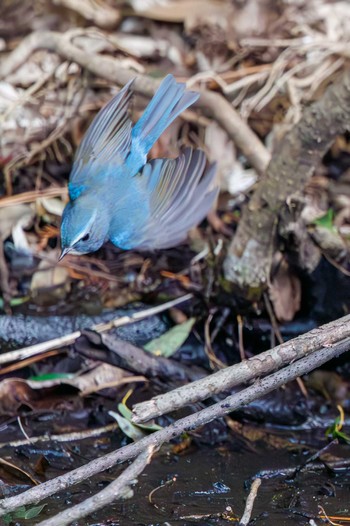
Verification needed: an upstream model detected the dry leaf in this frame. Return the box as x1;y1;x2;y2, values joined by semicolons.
205;122;257;195
269;255;301;322
0;204;34;241
30;249;70;300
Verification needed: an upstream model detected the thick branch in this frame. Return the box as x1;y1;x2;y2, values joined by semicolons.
76;329;205;383
224;69;350;289
132;313;350;422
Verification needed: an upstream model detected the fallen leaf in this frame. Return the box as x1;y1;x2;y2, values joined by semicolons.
269;256;301;322
144;318;195;357
118;402;162;432
205;122;257;195
109;410;146;441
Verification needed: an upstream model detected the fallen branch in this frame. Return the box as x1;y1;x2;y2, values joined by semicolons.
0;294;193;366
0;337;348;516
36;446;155;526
224;69;350;289
0;423;118;449
76;329;206;382
132;313;350;422
0;29;270;175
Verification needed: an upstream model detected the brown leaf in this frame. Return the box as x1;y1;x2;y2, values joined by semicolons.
269;256;301;322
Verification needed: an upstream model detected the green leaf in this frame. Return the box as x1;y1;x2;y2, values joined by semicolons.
109;410;146;441
334;430;350;443
118;403;162;432
313;209;335;230
0;295;29;310
144;318;195;358
29;372;75;381
118;402;134;420
23;504;47;519
4;506;26;524
4;504;46;523
327;418;350;443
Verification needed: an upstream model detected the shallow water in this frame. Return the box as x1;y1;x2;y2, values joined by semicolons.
1;423;349;526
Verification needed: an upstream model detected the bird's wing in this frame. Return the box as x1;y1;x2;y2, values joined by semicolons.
69;80;134;200
134;148;218;250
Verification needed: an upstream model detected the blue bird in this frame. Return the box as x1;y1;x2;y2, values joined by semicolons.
60;74;218;258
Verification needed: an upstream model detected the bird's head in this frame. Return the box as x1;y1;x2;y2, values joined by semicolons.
60;196;109;259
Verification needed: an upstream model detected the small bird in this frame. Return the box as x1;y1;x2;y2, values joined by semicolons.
60;74;217;259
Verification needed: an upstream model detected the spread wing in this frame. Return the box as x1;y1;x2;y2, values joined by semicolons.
68;80;134;200
134;148;218;249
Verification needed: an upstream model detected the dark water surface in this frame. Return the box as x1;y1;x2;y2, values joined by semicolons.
1;426;349;526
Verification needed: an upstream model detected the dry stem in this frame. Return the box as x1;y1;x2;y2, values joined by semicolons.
239;478;262;526
0;294;193;366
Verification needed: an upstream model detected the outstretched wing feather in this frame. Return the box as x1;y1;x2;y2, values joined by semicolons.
69;80;134;198
133;147;217;249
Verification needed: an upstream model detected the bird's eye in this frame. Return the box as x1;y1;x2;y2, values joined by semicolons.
82;233;90;241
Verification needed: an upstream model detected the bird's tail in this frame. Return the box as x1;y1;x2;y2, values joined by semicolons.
127;75;199;172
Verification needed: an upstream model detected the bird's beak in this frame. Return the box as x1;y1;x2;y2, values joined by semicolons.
58;247;71;261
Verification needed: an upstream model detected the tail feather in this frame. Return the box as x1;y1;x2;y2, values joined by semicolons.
126;75;199;173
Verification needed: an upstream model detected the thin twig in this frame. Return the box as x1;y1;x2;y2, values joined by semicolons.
0;423;119;450
255;458;350;481
36;446;155;526
0;337;348;517
239;478;262;526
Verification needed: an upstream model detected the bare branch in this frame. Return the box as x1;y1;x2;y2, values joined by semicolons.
0;294;193;366
239;478;262;526
224;69;350;289
36;446;155;526
132;313;350;422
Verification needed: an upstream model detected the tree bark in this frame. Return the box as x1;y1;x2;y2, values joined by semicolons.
224;70;350;290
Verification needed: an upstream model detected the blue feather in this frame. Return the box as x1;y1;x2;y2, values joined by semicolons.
60;75;217;257
126;75;199;173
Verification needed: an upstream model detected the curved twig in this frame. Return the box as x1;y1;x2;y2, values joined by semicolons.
0;30;270;175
